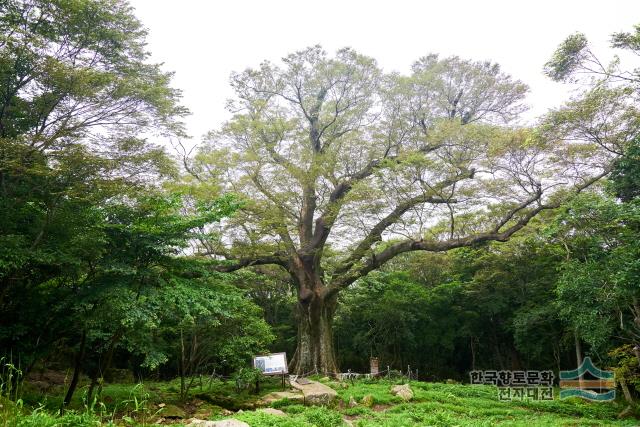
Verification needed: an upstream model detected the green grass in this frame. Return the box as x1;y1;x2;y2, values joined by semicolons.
330;381;637;427
2;378;639;426
234;407;344;427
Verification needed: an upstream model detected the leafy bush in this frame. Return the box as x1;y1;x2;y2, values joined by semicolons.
610;344;640;394
232;367;264;393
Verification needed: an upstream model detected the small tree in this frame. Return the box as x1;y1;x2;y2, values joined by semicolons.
189;47;619;375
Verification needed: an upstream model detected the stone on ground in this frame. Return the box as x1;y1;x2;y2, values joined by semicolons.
160;404;186;418
360;394;374;407
348;395;358;408
390;384;413;401
188;419;249;427
261;390;304;405
258;407;286;416
291;378;338;405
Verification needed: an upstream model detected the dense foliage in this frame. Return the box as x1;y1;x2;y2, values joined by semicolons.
0;0;273;410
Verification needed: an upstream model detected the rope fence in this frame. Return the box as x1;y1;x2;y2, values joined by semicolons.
198;364;421;388
290;365;420;383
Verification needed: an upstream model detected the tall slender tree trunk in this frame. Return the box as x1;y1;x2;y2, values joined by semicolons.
490;326;505;370
179;328;186;400
470;336;476;371
61;330;86;413
574;330;583;367
288;262;339;375
87;330;122;404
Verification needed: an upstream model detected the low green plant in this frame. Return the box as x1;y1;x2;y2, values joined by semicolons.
279;403;306;414
301;406;344;427
80;387;110;421
270;397;295;408
232;367;264;393
111;383;159;425
0;356;23;403
610;344;640;397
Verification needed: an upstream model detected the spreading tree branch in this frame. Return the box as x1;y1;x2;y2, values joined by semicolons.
325;168;609;295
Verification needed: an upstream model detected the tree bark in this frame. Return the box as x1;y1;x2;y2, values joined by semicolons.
574;330;583;367
289;288;338;376
470;336;476;371
87;330;122;404
619;376;634;404
61;329;86;412
509;346;522;370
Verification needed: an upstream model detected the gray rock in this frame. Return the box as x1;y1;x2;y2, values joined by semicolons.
258;407;286;416
189;419;250;427
348;395;358;408
360;394;374;407
261;390;304;405
160;404;186;418
390;384;413;401
291;379;338;405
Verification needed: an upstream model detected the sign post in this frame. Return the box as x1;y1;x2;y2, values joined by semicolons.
253;352;288;391
370;357;379;376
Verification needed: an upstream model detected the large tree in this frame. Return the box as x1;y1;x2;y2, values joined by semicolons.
189;46;619;375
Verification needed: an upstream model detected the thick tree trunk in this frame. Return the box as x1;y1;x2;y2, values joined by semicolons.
289;290;338;376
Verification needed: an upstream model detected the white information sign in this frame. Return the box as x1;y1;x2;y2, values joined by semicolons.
253;352;288;375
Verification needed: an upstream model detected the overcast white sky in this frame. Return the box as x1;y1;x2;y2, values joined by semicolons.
129;0;640;142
